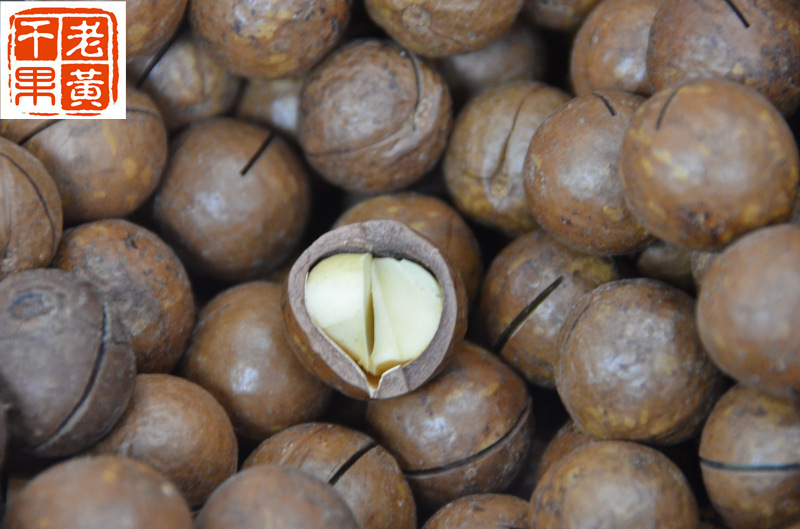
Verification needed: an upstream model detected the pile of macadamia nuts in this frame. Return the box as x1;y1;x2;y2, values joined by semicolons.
2;0;800;528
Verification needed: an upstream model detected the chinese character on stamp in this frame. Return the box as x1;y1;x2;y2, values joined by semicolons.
0;1;126;119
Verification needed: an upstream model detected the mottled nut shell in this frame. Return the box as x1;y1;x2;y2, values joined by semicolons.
530;441;699;529
0;269;135;457
480;229;618;387
522;0;603;31
691;249;719;289
620;78;799;249
697;224;800;398
153;118;310;282
18;88;167;223
3;456;193;529
533;420;597;484
556;278;723;444
422;493;529;529
299;40;452;192
283;221;467;400
635;240;695;293
647;0;800;115
525;91;653;255
366;341;533;507
52;219;196;374
244;422;416;529
190;0;350;79
236;74;306;141
195;465;360;529
445;81;570;236
90;374;238;507
364;0;522;58
127;0;188;60
437;22;547;104
182;282;331;440
700;385;800;529
0;137;62;279
335;192;483;305
131;33;242;131
570;0;658;96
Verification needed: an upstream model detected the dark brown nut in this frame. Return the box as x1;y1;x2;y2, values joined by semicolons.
700;385;800;529
129;32;242;131
7;87;167;223
635;240;695;293
90;374;238;508
153;118;310;282
570;0;657;96
195;465;361;529
127;0;188;60
0;137;62;279
480;229;618;387
364;0;522;58
529;441;699;528
0;407;7;471
690;249;719;290
181;282;331;440
525;90;653;255
647;0;800;115
533;420;597;484
243;422;416;529
236;74;306;141
52;219;196;374
437;22;547;105
366;341;533;507
521;0;603;31
556;278;723;444
620;78;799;249
445;81;570;236
0;269;134;457
697;224;800;398
190;0;350;79
299;39;452;192
3;456;193;529
422;493;530;529
283;220;467;399
334;192;483;305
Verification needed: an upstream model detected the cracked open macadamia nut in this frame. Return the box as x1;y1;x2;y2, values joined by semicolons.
0;269;135;457
3;456;194;529
366;341;532;507
153;118;310;282
619;77;799;250
0;137;62;279
190;0;351;79
700;385;800;529
299;39;452;192
52;219;196;374
244;422;416;529
283;220;466;399
364;0;523;58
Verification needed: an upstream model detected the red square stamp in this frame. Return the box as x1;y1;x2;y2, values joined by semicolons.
1;1;126;119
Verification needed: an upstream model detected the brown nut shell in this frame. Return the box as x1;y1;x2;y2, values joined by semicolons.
190;0;350;79
89;374;238;507
195;465;361;529
697;224;800;398
182;282;331;440
334;192;483;305
0;269;135;457
283;220;467;399
52;219;196;374
244;422;416;529
127;0;188;60
3;456;193;529
0;137;62;279
236;74;306;141
366;341;532;507
422;493;530;529
619;78;799;249
530;441;699;529
533;420;597;484
299;39;452;192
364;0;522;58
700;385;800;529
522;0;602;31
